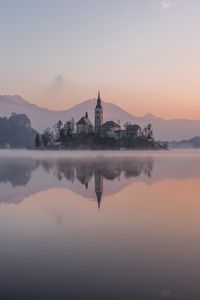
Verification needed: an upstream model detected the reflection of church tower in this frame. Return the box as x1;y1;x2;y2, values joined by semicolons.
95;91;103;133
95;170;103;209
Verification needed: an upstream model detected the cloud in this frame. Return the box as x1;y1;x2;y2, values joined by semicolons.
52;75;64;87
161;0;180;10
41;74;66;102
151;0;181;11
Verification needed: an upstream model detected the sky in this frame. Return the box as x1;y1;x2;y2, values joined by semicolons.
0;0;200;119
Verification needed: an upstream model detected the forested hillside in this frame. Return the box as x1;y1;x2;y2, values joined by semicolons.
0;113;37;148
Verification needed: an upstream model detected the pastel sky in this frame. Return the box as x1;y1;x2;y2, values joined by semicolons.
0;0;200;119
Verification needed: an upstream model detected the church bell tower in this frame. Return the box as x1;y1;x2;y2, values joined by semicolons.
95;91;103;133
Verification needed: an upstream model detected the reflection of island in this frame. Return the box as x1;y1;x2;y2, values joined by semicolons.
95;170;103;209
39;158;154;208
0;156;154;206
2;153;200;206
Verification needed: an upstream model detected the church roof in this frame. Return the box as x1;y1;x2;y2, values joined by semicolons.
77;116;93;126
101;121;121;129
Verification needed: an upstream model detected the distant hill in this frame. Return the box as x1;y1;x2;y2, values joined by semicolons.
0;113;37;148
169;136;200;149
1;95;200;141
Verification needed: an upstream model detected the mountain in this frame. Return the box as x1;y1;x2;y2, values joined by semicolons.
0;95;139;134
1;95;200;141
0;113;37;148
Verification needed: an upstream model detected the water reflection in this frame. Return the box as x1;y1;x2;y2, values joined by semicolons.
0;158;38;186
43;158;154;208
2;153;200;206
1;151;200;299
0;156;154;207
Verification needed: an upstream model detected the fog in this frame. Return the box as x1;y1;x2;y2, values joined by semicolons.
0;149;200;160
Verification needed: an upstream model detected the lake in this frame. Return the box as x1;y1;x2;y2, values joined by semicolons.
0;150;200;299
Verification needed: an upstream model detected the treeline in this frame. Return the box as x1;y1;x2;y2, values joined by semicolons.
35;119;76;148
35;119;168;150
169;136;200;149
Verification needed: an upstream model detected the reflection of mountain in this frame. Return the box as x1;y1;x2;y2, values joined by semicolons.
0;156;154;206
0;158;39;186
2;153;200;207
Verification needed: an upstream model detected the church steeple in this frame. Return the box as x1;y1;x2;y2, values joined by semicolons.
96;91;102;108
95;91;103;133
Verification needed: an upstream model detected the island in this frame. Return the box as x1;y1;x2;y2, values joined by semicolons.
35;92;167;150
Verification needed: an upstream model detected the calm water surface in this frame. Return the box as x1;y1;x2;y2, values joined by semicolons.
0;150;200;300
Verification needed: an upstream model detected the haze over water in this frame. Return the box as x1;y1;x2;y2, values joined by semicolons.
1;150;200;299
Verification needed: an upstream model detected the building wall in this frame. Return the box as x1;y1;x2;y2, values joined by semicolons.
76;124;93;135
95;107;103;133
101;126;120;133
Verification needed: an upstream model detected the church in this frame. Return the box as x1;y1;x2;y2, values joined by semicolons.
76;92;121;136
76;112;93;135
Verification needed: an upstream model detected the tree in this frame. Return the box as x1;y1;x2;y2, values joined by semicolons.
57;120;63;131
41;127;53;147
70;118;76;134
35;133;41;148
53;120;63;141
146;124;153;142
60;127;66;143
142;124;151;139
163;141;168;149
64;118;76;136
124;122;131;130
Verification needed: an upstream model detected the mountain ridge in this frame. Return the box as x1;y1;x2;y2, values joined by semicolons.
0;95;200;141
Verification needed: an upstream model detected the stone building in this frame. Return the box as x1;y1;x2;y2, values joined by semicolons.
100;121;121;138
76;112;93;134
125;124;141;136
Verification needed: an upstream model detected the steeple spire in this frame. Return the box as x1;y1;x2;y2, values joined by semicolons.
96;91;102;108
96;193;102;210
